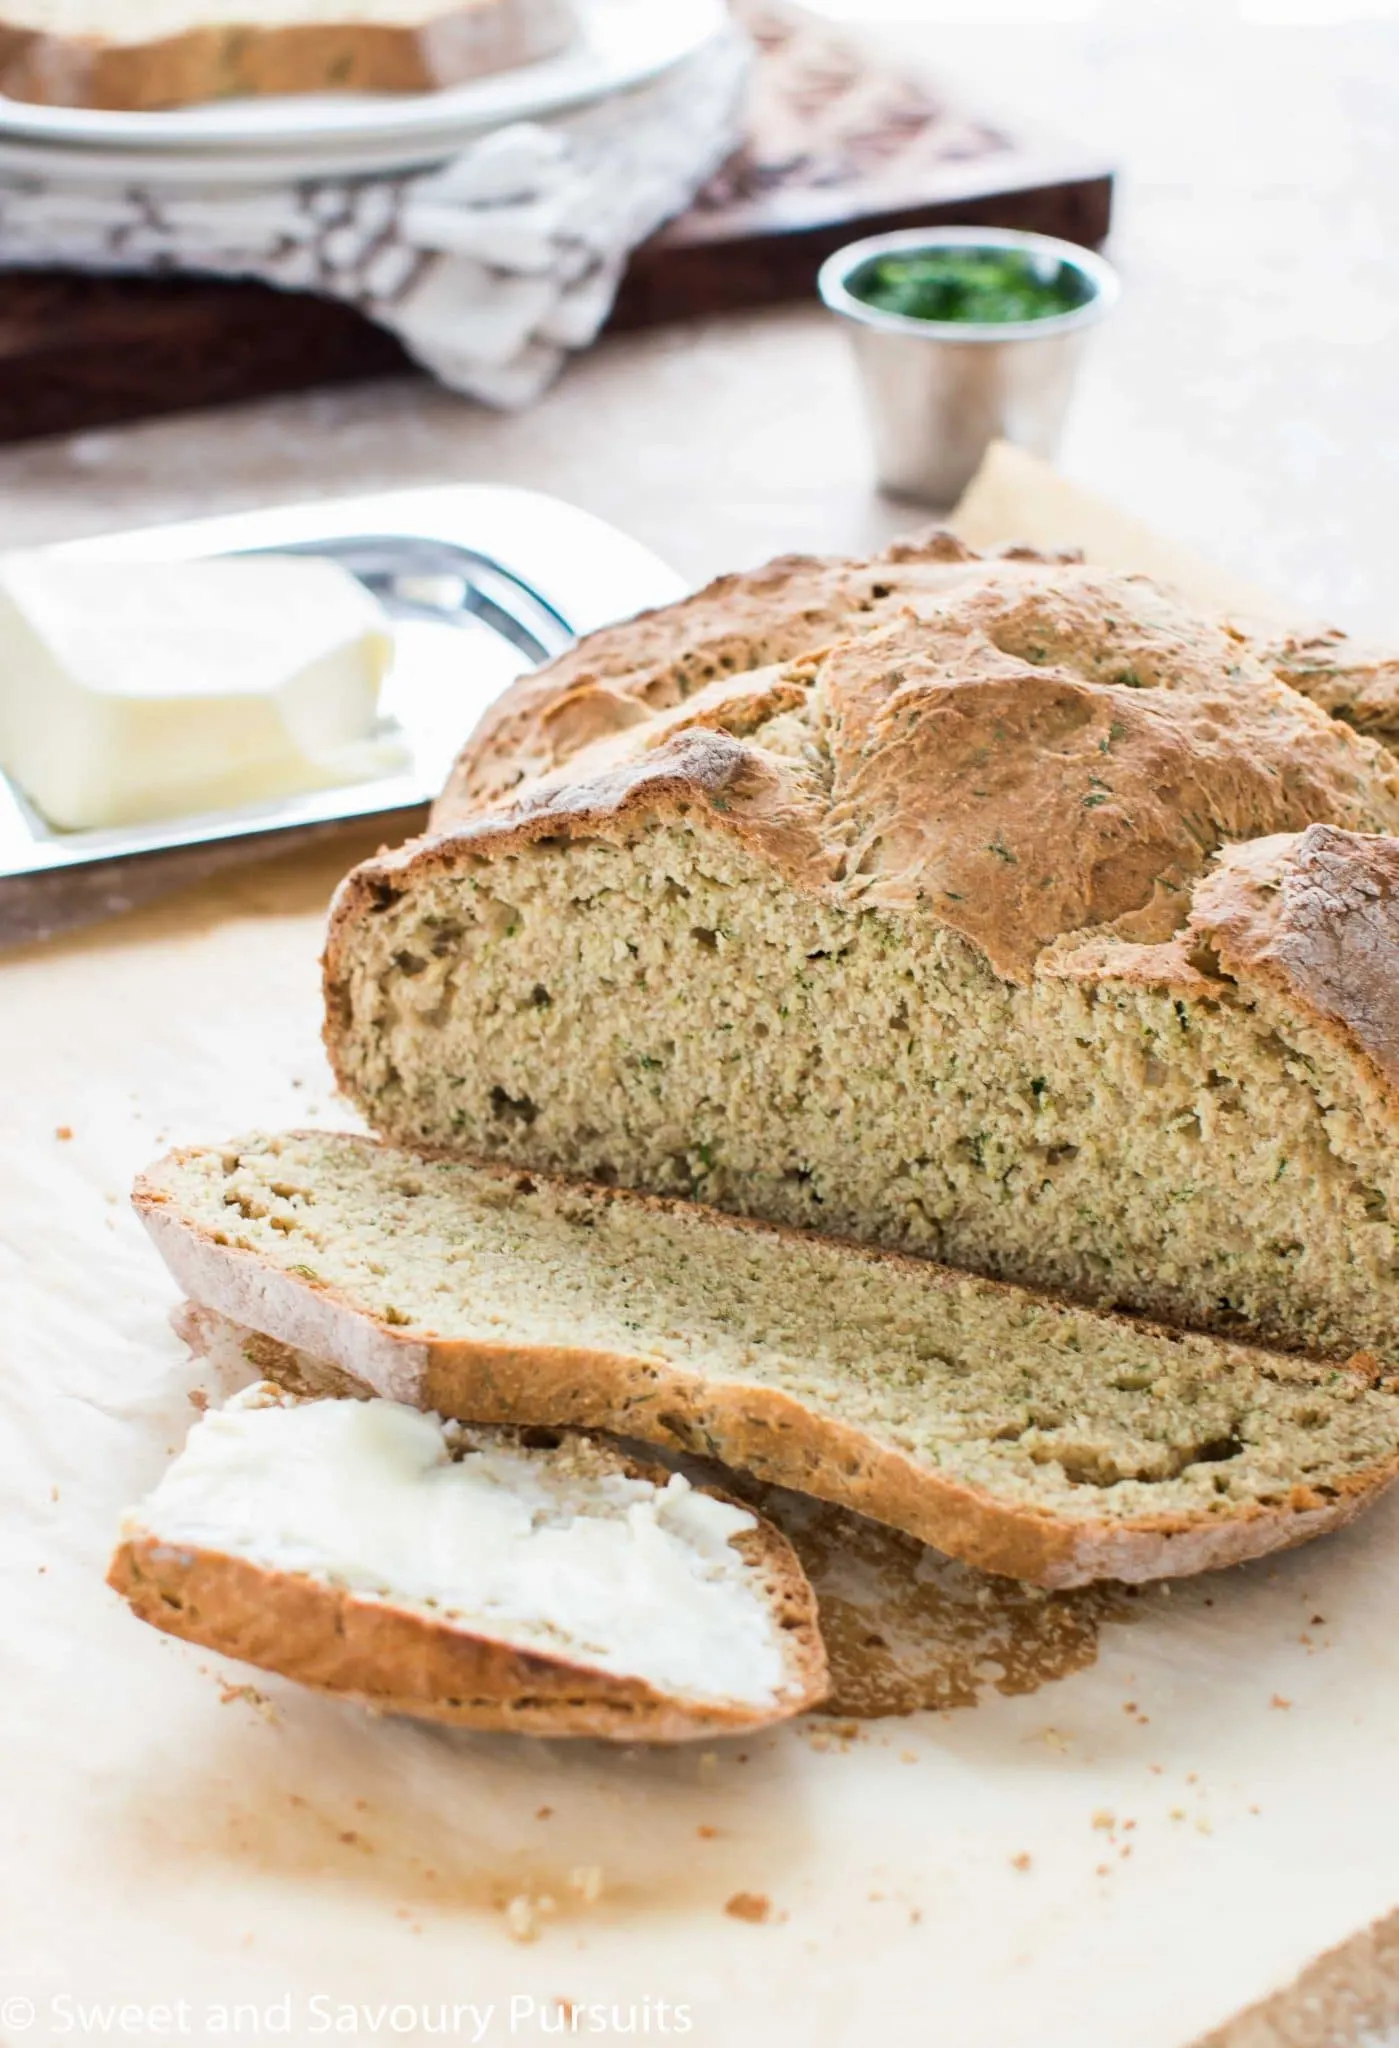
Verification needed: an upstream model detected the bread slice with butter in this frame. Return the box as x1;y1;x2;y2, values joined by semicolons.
134;1132;1399;1589
109;1381;827;1741
0;0;575;112
0;553;400;830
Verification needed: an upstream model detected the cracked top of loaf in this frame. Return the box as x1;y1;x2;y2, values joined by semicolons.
395;537;1399;1030
435;531;1399;825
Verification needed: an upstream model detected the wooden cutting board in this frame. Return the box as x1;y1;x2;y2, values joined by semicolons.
0;5;1112;445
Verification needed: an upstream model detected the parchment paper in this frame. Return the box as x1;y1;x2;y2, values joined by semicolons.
5;471;1399;2048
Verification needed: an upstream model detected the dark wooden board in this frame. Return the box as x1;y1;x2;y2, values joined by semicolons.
0;5;1112;445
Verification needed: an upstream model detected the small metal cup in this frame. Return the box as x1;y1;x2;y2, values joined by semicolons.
818;226;1120;507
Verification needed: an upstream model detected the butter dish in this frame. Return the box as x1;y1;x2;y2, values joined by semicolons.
0;484;683;938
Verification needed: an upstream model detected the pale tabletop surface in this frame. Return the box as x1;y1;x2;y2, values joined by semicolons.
4;13;1399;2048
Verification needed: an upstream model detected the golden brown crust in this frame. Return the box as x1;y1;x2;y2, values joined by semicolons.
1257;627;1399;748
432;534;1399;836
433;532;1063;819
814;616;1399;980
108;1433;827;1742
0;0;572;110
134;1140;1399;1591
1188;825;1399;1091
1189;1904;1399;2048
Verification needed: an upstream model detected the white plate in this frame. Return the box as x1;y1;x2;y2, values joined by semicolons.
0;483;684;888
0;0;723;157
0;127;527;185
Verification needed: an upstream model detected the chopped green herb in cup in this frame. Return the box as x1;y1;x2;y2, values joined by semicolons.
848;246;1092;326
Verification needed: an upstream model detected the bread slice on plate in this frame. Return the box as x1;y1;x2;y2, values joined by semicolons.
134;1132;1399;1589
0;0;575;112
109;1381;827;1741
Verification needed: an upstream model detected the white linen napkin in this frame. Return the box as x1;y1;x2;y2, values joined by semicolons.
0;23;749;406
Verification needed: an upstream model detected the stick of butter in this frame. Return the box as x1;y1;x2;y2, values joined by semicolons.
0;552;403;831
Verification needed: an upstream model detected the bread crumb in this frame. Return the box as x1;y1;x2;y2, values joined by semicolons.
1123;1702;1137;1713
899;1750;917;1764
1040;1728;1071;1751
1010;1853;1032;1872
1195;1818;1213;1836
1270;1694;1292;1709
569;1867;603;1906
1311;1614;1326;1626
725;1892;771;1924
697;1826;718;1840
505;1896;539;1943
535;1806;553;1821
1091;1809;1115;1830
188;1389;209;1413
338;1830;360;1847
1095;1864;1111;1878
803;1721;860;1754
55;1125;73;1141
218;1680;272;1716
1170;1807;1186;1821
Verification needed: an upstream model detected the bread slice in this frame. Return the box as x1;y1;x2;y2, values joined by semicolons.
0;0;574;112
109;1380;826;1741
133;1133;1399;1589
432;536;1399;822
331;556;1399;1366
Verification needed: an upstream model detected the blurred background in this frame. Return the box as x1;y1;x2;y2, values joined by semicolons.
0;0;1395;629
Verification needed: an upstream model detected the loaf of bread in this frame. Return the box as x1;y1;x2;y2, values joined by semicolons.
327;540;1399;1368
109;1379;826;1740
0;0;573;110
133;1134;1399;1587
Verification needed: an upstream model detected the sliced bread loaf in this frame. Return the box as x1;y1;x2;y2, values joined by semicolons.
0;0;573;111
328;594;1399;1363
109;1380;826;1740
433;537;1399;821
133;1133;1399;1588
177;1304;1139;1722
